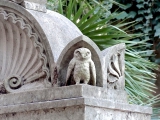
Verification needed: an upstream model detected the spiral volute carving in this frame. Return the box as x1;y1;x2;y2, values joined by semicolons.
4;75;22;93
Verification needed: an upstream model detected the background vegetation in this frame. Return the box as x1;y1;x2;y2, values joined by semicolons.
47;0;160;119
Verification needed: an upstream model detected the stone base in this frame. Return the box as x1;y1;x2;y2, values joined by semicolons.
0;85;151;120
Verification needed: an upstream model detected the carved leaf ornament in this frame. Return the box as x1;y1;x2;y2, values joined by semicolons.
107;53;122;83
0;8;50;93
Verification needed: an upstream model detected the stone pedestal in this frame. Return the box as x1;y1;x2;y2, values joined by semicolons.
0;1;153;120
0;85;151;120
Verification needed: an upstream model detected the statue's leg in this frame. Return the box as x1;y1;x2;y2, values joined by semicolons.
84;78;89;84
75;78;80;85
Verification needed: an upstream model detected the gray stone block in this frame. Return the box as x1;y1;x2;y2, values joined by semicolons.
0;85;128;106
0;85;151;120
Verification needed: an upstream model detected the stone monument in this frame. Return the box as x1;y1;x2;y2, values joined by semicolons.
0;0;152;120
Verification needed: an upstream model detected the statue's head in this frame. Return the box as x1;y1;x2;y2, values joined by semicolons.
74;48;91;60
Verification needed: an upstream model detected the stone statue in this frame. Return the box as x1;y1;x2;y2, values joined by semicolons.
66;48;96;85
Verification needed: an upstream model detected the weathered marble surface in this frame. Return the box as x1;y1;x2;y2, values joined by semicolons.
0;106;151;120
0;85;128;106
0;88;151;120
85;106;151;120
27;9;82;63
0;106;85;120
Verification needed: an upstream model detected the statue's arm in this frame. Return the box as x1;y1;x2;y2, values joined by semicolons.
66;59;75;84
90;60;96;86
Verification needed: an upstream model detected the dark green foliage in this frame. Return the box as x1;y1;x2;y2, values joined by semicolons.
112;0;160;118
152;1;160;53
113;0;160;54
112;0;153;42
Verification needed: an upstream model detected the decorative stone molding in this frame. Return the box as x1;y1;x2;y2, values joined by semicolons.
107;51;124;89
0;85;152;120
0;8;51;93
102;43;125;90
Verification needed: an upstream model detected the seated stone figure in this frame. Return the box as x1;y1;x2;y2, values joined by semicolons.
66;48;96;86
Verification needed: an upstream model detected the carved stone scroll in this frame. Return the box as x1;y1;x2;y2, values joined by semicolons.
0;8;50;93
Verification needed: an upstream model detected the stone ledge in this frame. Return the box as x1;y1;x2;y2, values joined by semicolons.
0;85;151;116
0;97;152;115
0;85;127;106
